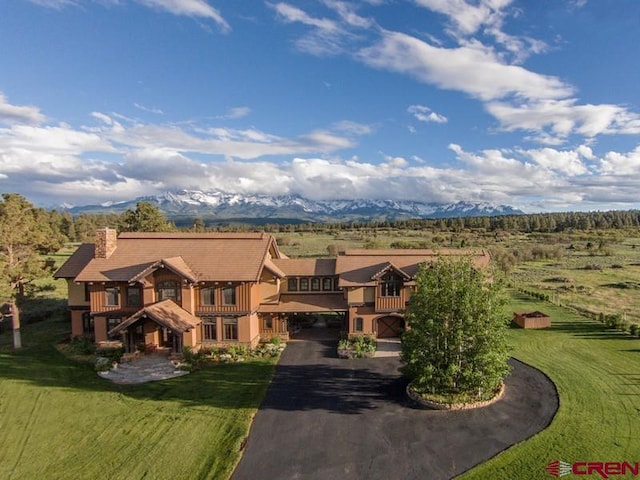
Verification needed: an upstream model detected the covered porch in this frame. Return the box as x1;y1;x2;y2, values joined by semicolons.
109;299;201;354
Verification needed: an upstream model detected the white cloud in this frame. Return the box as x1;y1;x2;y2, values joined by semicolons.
28;0;230;30
414;0;511;37
269;1;366;56
358;31;572;102
271;2;340;31
486;99;640;143
272;2;640;145
408;104;448;123
136;0;230;31
223;107;251;120
134;103;164;115
599;146;640;175
25;0;77;8
0;93;46;125
331;120;374;136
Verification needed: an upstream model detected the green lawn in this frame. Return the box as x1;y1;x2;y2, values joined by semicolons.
0;314;276;480
461;291;640;479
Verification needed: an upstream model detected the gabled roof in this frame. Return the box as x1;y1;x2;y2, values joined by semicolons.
53;244;95;279
128;257;198;284
336;249;490;287
272;258;336;276
262;258;286;279
370;262;412;281
109;299;200;336
71;232;280;283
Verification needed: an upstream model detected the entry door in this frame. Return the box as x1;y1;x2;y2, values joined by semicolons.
172;332;183;353
128;324;145;352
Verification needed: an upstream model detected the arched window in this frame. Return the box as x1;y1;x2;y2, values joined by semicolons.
156;280;181;303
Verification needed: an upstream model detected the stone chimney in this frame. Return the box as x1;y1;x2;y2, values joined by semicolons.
95;228;118;259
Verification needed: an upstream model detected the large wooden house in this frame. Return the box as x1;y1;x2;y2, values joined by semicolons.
55;228;490;353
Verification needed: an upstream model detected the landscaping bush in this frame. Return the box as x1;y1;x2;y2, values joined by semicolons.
337;336;376;359
182;346;206;368
94;357;111;372
95;346;124;363
69;335;96;355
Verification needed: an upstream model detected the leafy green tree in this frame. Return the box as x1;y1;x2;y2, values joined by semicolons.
402;256;510;401
119;201;172;232
0;194;59;347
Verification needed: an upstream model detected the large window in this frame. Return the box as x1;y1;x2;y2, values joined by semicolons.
106;316;122;339
299;278;309;291
222;286;236;305
322;277;333;291
223;317;238;340
262;314;273;330
127;286;142;307
311;278;321;291
156;280;181;303
202;317;217;341
200;286;215;306
288;278;298;292
380;274;401;297
105;286;120;306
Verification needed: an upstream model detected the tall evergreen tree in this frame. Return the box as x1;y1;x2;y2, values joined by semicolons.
119;201;172;232
0;194;58;347
402;256;510;401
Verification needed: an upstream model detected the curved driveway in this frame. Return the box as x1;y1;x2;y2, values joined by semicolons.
232;329;558;480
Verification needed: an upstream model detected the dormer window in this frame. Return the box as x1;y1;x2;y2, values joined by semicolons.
380;273;401;297
156;280;181;303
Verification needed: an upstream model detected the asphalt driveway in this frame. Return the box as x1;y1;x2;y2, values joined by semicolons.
232;328;558;480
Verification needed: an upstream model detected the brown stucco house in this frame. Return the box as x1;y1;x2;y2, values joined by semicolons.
55;228;490;353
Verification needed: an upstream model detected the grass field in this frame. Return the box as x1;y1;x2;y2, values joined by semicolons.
4;235;640;479
462;291;640;479
0;314;276;480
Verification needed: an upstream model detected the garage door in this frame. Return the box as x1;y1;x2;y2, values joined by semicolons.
376;316;404;338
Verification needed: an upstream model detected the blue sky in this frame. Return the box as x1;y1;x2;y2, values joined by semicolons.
1;0;640;212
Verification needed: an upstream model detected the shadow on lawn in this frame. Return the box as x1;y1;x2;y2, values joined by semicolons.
0;336;278;410
0;321;406;414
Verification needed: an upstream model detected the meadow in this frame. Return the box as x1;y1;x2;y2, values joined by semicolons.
2;227;640;479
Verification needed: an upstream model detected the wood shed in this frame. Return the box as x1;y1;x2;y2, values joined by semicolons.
513;311;551;329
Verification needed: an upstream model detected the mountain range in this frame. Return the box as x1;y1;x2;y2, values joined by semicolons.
64;190;524;225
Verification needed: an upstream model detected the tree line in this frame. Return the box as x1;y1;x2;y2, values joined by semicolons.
3;192;640;306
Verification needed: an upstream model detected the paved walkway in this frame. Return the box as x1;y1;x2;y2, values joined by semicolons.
232;328;559;480
374;337;401;357
98;354;189;384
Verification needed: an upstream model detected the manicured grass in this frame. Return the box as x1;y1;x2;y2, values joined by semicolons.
0;315;277;480
461;291;640;479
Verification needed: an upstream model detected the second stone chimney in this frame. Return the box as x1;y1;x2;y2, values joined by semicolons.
95;228;118;259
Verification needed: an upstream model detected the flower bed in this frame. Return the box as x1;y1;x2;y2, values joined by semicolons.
406;382;506;410
337;336;376;359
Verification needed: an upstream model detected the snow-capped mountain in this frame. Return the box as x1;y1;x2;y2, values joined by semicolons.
64;190;523;224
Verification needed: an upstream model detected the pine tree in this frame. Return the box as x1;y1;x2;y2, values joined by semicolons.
119;201;172;232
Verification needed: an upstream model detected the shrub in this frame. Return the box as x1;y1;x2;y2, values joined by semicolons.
629;324;639;336
95;346;124;363
337;336;376;359
69;335;96;355
94;357;111;372
182;346;206;368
